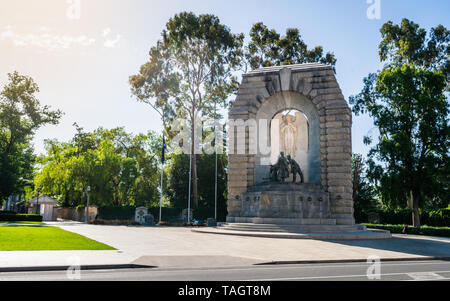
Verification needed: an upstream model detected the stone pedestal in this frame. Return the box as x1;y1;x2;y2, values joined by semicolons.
227;183;335;225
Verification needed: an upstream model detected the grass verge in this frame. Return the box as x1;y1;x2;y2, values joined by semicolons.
0;226;116;251
0;221;45;224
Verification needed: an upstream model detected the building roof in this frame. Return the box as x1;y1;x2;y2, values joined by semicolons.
28;194;58;205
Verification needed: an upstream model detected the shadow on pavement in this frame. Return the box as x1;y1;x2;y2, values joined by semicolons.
326;236;450;258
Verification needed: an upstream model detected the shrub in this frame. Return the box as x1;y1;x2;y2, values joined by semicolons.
193;207;219;221
357;208;450;227
0;214;43;222
148;207;183;221
89;219;141;226
379;208;413;225
90;220;105;225
364;224;450;237
427;208;450;227
98;206;135;220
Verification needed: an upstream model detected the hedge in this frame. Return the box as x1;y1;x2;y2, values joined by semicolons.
356;208;450;227
0;214;43;222
147;207;184;221
364;224;450;237
98;206;135;220
427;208;450;227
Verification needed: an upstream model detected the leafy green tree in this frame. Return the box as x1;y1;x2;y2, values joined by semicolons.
131;12;243;208
0;72;62;203
350;19;449;227
129;41;178;138
245;22;337;71
34;126;162;208
379;19;449;79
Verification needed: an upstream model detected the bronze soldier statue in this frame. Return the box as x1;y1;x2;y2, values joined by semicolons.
271;152;290;183
274;152;289;183
287;155;304;183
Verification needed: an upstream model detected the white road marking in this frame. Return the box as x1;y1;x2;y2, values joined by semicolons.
239;270;450;281
407;272;445;281
147;261;450;273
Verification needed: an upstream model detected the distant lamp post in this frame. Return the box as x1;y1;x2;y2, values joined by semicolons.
36;186;42;215
81;186;91;223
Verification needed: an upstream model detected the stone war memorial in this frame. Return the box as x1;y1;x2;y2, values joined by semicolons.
212;63;391;239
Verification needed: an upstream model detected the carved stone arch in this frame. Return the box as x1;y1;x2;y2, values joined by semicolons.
228;63;354;225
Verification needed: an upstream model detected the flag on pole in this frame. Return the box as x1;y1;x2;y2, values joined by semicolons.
161;135;166;165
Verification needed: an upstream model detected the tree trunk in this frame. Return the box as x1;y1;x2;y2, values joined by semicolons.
411;191;421;228
192;153;198;208
190;119;199;209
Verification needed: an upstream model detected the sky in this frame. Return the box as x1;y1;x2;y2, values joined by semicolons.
1;0;449;157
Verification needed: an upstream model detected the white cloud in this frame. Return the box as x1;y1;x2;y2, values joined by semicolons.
102;27;111;37
0;26;96;51
1;26;123;51
104;34;121;48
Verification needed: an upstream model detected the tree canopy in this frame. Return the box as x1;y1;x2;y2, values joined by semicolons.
0;72;62;202
130;12;243;208
350;19;449;227
245;22;337;71
34;126;164;208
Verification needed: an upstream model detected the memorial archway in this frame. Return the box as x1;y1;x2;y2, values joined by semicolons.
227;64;355;226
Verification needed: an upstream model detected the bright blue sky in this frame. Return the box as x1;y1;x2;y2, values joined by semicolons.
1;0;449;157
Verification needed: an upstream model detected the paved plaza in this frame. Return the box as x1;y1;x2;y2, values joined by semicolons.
1;222;449;270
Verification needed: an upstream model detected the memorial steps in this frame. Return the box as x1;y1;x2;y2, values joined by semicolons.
192;223;392;240
217;223;367;233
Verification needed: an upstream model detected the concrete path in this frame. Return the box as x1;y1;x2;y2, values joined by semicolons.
1;222;449;270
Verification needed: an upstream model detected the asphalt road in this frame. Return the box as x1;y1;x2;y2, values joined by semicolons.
1;260;450;281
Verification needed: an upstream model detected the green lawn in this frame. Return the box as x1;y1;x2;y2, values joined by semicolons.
0;226;116;251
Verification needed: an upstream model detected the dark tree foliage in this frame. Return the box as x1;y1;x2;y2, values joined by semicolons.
352;154;377;222
167;152;227;220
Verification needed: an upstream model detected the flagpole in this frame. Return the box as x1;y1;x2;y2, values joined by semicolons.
187;137;192;224
214;103;218;221
159;134;164;223
159;114;166;224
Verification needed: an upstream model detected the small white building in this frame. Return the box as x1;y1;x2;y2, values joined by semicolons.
28;195;58;221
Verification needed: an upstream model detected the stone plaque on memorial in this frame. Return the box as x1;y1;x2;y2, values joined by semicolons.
135;207;148;225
